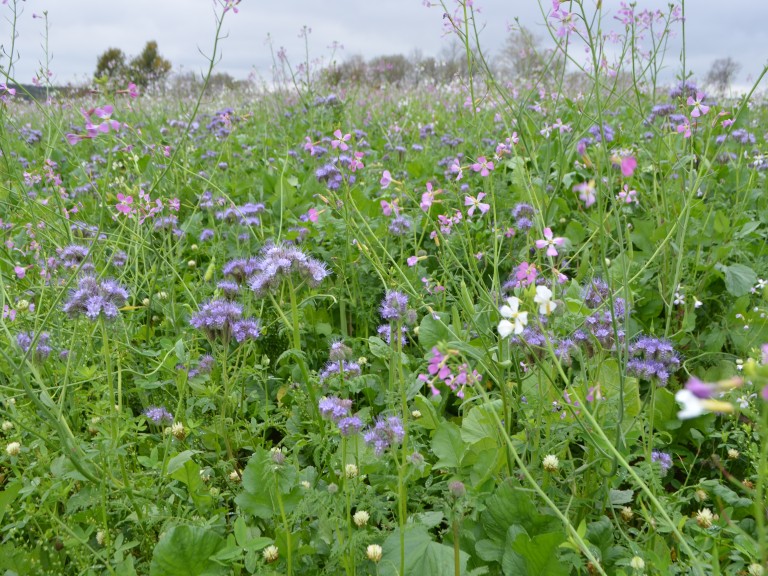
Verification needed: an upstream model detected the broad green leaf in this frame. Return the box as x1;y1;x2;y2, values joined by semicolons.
379;524;468;576
718;263;757;297
149;525;227;576
418;312;455;351
461;400;502;445
502;530;568;576
431;421;466;469
0;482;21;525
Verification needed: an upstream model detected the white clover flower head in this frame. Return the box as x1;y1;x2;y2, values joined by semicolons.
696;508;714;528
5;441;21;456
263;545;279;563
542;454;559;472
748;563;765;576
171;422;186;440
630;556;645;570
366;544;383;563
345;464;359;479
1;421;13;432
727;448;739;460
353;510;370;527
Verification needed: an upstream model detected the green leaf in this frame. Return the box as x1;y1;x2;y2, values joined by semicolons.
718;263;757;297
609;489;634;506
166;450;199;476
413;395;440;430
431;421;466;469
368;336;391;360
149;525;227;576
461;401;502;445
379;524;468;576
502;530;568;576
0;482;21;525
418;312;456;351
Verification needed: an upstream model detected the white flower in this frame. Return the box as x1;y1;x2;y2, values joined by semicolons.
498;296;528;338
353;510;370;527
263;545;279;563
696;508;714;528
345;464;359;479
366;544;383;563
1;421;13;432
533;285;557;316
542;454;559;472
630;556;645;570
674;389;733;420
5;441;20;456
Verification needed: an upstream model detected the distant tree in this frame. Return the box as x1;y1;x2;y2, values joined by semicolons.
94;47;128;84
368;55;411;86
497;24;565;88
706;57;741;95
129;41;172;89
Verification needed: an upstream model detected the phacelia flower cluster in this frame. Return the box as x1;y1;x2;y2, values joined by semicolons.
189;299;261;343
318;396;363;436
626;336;681;386
248;242;330;296
16;331;52;361
363;416;405;455
62;275;129;321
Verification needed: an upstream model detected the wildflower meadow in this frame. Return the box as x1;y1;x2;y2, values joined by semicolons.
1;0;768;574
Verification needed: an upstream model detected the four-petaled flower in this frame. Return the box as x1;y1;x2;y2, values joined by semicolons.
331;129;351;151
687;92;709;118
464;192;490;216
535;227;565;257
534;285;557;316
573;180;596;208
470;156;494;177
380;170;392;188
676;117;692;138
498;296;528;337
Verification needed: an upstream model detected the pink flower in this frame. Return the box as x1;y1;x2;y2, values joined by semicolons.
349;151;364;172
331;129;351;151
687;92;709;118
535;227;565;257
14;266;26;279
126;82;139;98
573;180;596;208
169;198;180;212
380;170;392;188
470;157;494;177
407;256;419;267
420;182;441;212
620;156;637;177
515;262;537;287
380;199;399;217
676;118;692;138
617;185;638;204
304;208;318;223
464;192;490;216
116;193;133;215
449;159;463;180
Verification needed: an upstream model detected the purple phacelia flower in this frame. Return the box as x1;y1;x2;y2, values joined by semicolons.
62;275;129;321
363;416;405;455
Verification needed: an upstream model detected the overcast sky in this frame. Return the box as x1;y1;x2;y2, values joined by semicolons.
3;0;767;90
